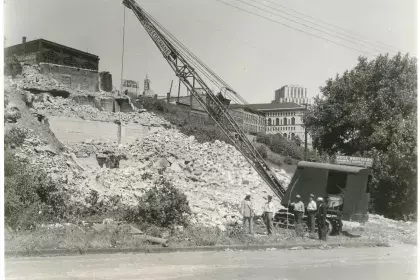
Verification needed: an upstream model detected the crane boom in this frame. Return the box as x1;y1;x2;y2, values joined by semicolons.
123;0;286;199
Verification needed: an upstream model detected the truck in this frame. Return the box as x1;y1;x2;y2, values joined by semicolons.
122;0;372;236
276;159;373;235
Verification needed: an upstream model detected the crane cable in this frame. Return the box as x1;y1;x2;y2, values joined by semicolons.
118;6;127;141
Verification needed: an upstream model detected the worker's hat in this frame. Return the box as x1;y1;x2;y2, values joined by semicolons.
317;197;323;201
246;192;251;196
310;194;314;198
296;194;301;199
268;195;273;199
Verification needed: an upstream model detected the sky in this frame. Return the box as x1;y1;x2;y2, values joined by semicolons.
4;0;417;104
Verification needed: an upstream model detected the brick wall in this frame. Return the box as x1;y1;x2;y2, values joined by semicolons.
39;63;99;92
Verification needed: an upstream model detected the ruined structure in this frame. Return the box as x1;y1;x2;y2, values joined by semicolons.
99;71;113;92
5;37;101;92
5;37;99;70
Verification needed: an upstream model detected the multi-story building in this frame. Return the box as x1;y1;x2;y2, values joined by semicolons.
229;105;266;134
246;102;311;146
273;85;311;105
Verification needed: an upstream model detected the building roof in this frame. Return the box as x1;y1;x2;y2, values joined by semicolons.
232;102;304;111
229;104;264;116
297;161;368;174
5;38;99;59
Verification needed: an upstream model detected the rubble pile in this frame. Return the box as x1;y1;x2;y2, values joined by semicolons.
13;130;87;188
32;95;171;126
343;214;416;243
76;128;291;229
6;64;292;229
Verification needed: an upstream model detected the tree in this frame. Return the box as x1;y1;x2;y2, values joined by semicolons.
304;53;417;219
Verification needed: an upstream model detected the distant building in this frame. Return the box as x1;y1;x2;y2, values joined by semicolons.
273;85;311;105
5;37;99;70
229;105;266;134
162;88;313;147
143;75;156;97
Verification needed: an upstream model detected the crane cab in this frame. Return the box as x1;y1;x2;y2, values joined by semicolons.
281;161;372;222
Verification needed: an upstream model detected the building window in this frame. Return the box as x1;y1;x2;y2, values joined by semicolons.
268;118;272;126
283;133;287;138
43;51;60;64
291;117;295;125
81;62;96;70
276;118;279;125
283;117;287;126
63;57;79;68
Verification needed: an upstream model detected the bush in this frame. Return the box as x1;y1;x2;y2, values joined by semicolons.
256;145;267;159
4;126;27;148
283;156;294;165
4;149;67;229
256;133;303;160
267;153;283;166
126;177;191;228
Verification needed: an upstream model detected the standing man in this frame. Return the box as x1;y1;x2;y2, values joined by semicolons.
306;194;317;233
316;197;327;241
240;192;254;234
263;195;275;235
292;195;305;225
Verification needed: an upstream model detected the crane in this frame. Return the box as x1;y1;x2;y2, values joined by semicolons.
122;0;286;200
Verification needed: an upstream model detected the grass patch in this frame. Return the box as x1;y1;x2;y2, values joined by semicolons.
5;219;407;253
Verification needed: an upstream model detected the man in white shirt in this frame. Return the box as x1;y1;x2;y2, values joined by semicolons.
306;194;317;233
240;192;254;234
263;195;276;235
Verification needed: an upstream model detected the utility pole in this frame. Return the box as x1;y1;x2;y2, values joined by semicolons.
303;103;308;160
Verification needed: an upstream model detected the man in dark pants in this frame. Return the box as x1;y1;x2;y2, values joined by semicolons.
306;194;317;233
316;197;327;241
263;195;275;235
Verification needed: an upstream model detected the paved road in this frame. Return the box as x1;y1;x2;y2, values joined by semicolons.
5;244;416;280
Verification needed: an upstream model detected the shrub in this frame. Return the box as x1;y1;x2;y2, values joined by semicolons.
256;145;267;159
267;153;283;166
4;126;27;148
283;155;294;165
4;149;67;229
126;177;191;228
256;133;303;160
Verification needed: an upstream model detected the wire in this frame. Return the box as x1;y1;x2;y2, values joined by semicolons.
214;0;375;55
263;0;403;53
243;0;391;54
118;6;126;133
120;6;126;94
